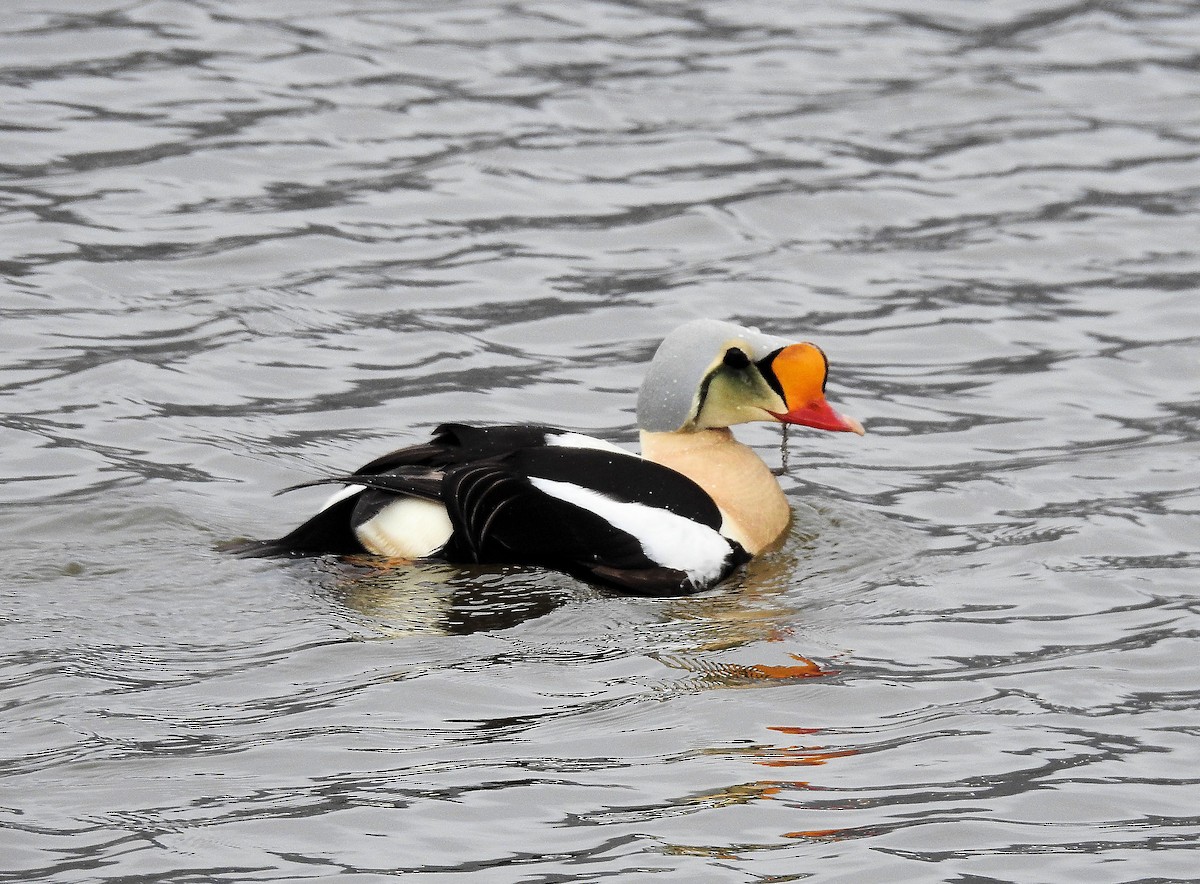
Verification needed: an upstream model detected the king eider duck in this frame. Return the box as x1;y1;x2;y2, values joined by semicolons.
243;319;864;595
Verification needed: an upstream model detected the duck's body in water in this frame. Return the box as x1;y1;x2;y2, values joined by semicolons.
239;319;864;595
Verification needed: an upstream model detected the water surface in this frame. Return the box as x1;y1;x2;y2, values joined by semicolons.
2;1;1199;881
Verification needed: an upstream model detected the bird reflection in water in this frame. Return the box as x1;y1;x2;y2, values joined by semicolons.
321;556;578;636
320;507;827;641
323;531;855;849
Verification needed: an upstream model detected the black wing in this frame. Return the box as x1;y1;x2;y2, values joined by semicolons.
234;425;747;594
437;447;745;595
237;424;597;556
507;446;724;528
352;423;568;475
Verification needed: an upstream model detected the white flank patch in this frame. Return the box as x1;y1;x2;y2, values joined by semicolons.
354;497;453;559
319;483;364;511
529;477;731;584
546;432;633;456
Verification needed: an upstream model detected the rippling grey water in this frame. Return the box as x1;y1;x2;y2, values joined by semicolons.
3;1;1199;881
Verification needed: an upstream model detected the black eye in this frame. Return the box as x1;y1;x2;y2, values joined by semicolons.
723;347;750;369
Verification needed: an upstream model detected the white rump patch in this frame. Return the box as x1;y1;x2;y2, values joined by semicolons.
529;477;731;585
354;497;453;559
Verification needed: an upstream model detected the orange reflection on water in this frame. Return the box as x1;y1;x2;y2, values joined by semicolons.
686;778;813;809
743;654;838;680
654;651;839;687
783;828;843;840
753;723;857;768
755;747;857;767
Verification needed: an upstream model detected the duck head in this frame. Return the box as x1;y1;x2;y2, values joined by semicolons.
636;319;864;435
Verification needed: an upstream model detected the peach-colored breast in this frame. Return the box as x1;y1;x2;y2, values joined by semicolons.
639;428;791;555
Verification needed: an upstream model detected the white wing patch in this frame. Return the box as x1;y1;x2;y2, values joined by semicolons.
529;477;731;585
545;432;633;456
